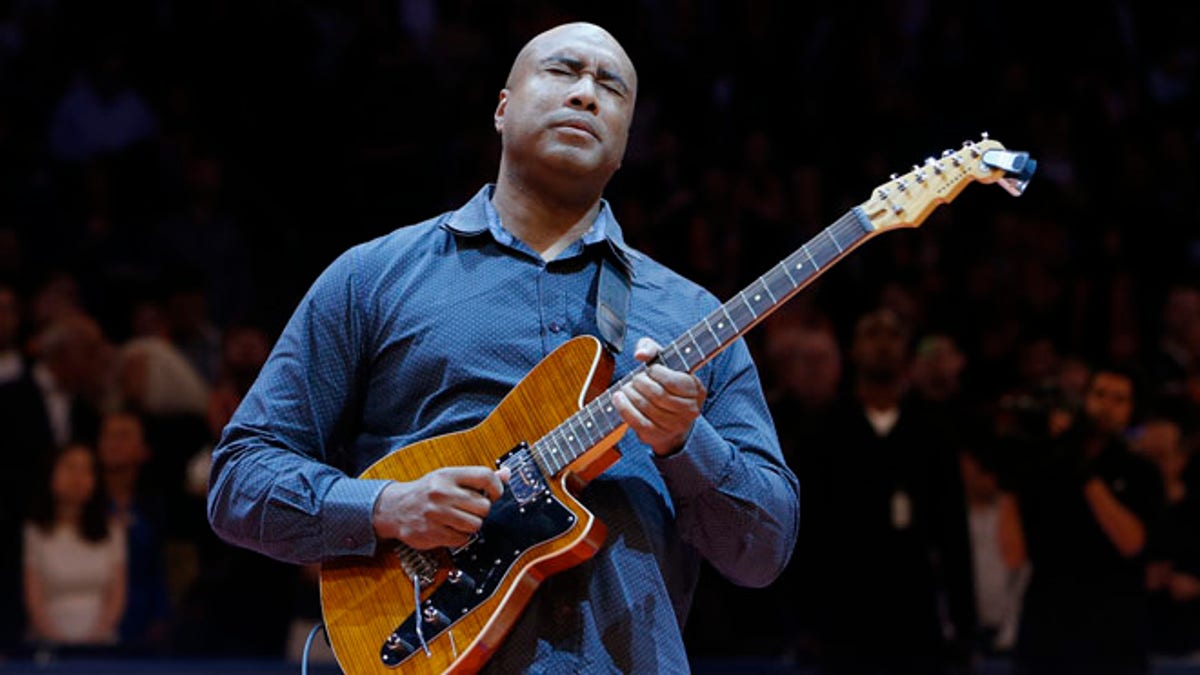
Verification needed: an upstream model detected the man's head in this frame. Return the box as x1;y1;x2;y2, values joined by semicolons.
36;311;110;396
1082;367;1136;436
494;23;637;200
851;307;910;384
764;319;842;408
98;411;149;471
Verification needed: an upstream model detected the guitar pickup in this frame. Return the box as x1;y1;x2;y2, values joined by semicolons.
497;442;548;505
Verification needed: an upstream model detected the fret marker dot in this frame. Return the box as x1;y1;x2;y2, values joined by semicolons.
550;447;558;453
684;347;692;354
605;406;613;412
567;436;574;442
753;294;761;302
796;263;803;270
717;322;724;329
585;421;592;428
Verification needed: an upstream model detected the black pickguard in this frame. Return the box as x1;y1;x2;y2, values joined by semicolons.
379;485;577;666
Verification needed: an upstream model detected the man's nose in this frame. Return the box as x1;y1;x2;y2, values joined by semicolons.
567;77;599;113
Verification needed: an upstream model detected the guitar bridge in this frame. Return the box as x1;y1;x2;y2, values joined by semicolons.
497;442;548;505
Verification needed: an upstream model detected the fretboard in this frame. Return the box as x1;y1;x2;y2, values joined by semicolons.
531;206;877;477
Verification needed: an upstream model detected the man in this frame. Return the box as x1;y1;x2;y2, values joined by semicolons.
801;307;975;674
998;366;1163;675
207;22;798;672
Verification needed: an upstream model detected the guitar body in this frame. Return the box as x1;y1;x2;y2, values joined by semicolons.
319;336;624;674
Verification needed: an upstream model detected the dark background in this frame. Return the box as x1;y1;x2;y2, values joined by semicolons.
1;0;1198;671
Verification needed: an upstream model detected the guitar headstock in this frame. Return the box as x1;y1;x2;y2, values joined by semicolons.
862;133;1036;232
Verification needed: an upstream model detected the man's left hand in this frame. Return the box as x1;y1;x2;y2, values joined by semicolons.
613;337;706;456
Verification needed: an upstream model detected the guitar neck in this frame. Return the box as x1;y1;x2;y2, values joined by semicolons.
530;206;879;478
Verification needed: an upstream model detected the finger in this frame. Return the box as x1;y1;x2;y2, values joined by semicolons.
629;373;694;417
613;389;656;435
449;466;506;501
645;363;703;398
634;337;661;362
432;507;484;536
449;490;494;519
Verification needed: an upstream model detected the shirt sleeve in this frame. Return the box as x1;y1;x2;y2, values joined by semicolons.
652;338;800;588
207;247;393;564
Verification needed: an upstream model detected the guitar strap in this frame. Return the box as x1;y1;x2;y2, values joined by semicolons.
596;255;630;355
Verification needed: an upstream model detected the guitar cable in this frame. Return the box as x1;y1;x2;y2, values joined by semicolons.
300;621;328;675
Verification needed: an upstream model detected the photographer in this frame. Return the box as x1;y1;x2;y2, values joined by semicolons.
997;366;1163;675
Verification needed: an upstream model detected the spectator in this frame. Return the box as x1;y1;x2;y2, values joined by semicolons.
1139;417;1200;656
998;366;1164;675
23;443;127;646
97;410;172;652
802;307;976;674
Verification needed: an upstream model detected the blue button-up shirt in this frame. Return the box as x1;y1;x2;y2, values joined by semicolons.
208;185;799;672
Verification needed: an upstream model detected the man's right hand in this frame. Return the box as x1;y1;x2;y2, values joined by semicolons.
372;466;509;550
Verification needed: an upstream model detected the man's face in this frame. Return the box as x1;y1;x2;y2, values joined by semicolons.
495;24;636;185
851;309;908;381
1083;371;1134;435
98;413;148;469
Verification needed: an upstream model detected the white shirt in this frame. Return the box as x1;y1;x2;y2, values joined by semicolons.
24;521;126;644
32;363;70;448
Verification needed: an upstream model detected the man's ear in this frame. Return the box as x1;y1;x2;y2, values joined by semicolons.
494;89;509;134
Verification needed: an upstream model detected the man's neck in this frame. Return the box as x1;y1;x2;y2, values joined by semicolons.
857;378;903;412
492;167;604;261
105;467;139;505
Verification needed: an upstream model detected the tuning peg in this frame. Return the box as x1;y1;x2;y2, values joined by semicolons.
891;203;903;214
942;149;952;158
877;188;889;199
912;166;925;183
890;173;899;180
924;157;936;165
981;131;989;140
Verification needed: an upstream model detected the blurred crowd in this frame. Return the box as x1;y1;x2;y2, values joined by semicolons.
0;0;1198;671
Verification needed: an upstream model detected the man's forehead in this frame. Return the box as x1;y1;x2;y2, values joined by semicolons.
512;23;635;83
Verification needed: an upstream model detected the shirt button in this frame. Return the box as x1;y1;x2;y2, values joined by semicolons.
548;322;563;333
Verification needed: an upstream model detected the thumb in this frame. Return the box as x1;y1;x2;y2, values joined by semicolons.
634;337;661;363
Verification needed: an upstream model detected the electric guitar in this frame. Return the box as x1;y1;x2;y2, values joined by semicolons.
319;136;1036;673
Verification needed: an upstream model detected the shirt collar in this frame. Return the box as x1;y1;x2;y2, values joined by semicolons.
442;184;640;275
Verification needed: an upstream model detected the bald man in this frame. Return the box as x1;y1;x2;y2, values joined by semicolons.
208;22;798;671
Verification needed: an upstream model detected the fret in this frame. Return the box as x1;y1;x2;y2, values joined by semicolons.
825;226;845;253
690;322;720;359
573;410;600;446
582;401;609;440
656;344;689;373
715;304;741;338
783;249;810;280
671;333;702;371
540;436;564;475
753;276;777;304
762;267;793;305
741;283;772;318
547;429;575;468
559;425;584;460
569;418;597;452
809;231;840;267
778;259;798;285
531;442;555;478
801;244;821;271
701;315;724;349
594;393;621;429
